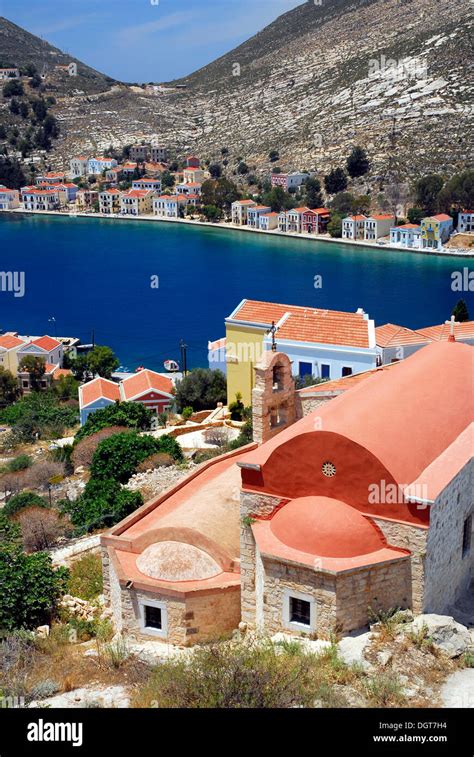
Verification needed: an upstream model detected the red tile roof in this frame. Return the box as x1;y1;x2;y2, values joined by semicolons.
228;300;372;348
30;336;61;352
397;223;421;229
0;334;24;350
298;364;396;395
375;323;431;348
416;321;474;341
369;214;394;221
120;369;173;400
431;214;452;222
80;377;120;407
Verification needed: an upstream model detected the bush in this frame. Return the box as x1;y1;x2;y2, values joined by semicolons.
60;478;143;533
175;369;226;412
181;406;193;421
133;637;321;708
71;426;129;469
3;491;48;518
0;392;78;441
74;402;152;443
17;507;72;552
7;455;32;472
67;553;103;601
229;393;244;421
90;432;175;483
0;546;69;631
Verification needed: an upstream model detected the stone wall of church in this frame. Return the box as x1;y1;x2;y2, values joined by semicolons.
369;517;428;613
119;585;240;646
335;558;412;631
295;393;332;420
240;490;282;626
424;461;473;613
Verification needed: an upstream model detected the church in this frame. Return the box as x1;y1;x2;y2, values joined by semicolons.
101;339;473;644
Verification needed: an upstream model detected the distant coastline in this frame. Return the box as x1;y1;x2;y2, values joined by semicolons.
3;208;474;258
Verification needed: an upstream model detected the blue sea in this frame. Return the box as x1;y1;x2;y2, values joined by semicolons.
0;213;472;370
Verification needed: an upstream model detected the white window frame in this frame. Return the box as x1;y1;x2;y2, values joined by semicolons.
138;598;168;638
282;589;316;632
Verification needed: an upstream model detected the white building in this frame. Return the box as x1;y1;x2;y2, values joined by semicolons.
231;199;257;225
99;188;121;214
271;172;310;191
70;156;89;179
0;186;20;210
457;210;474;233
390;224;422;249
153;194;188;218
259;212;279;231
342;215;367;240
247;205;272;228
364;214;393;241
0;68;20;80
21;187;61;211
120;189;155;215
132;178;162;193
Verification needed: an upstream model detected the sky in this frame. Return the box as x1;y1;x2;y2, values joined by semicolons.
0;0;303;82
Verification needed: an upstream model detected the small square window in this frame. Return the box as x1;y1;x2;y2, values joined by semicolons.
342;366;353;377
145;605;162;630
321;364;330;379
462;515;472;558
289;597;311;626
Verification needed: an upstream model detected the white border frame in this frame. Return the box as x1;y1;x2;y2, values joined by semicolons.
138;598;168;638
282;589;316;633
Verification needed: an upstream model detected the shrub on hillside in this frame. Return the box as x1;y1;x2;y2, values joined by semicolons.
0;392;78;441
17;507;72;552
3;491;48;519
60;478;143;532
67;553;103;601
6;455;32;472
74;402;153;443
71;426;129;469
90;433;162;483
137;452;175;473
0;545;69;631
174;369;226;412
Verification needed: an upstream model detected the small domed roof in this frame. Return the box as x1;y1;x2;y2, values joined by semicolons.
136;541;221;582
270;496;385;558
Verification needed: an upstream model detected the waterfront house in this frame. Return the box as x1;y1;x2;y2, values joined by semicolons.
153;194;188;218
120;189;155;215
342;215;367;240
278;211;288;232
457;210;474;233
150;146;167;163
130;145;150;163
0;186;20;210
364;214;393;241
60;183;79;202
271;172;309;191
70;156;89;179
224;298;376;405
87;157;118;176
18;362;71;394
390;223;422;249
175;181;201;197
420;214;454;250
99;188;121;214
286;207;310;233
0;334;27;373
0;68;20;80
21;187;61;211
231;199;257;225
17;335;63;368
247;205;272;228
182;166;206;184
132;178;162;193
259;212;279;231
76;189;98;211
307;208;331;234
79;377;121;426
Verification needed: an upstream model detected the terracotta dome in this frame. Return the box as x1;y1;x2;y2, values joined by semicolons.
136;541;221;582
270;496;385;558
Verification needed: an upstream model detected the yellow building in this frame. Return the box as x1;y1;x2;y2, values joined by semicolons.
0;333;27;374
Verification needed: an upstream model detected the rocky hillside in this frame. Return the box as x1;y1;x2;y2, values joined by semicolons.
2;0;473;183
0;17;115;94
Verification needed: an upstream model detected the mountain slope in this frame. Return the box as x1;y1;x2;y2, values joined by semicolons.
0;17;115;94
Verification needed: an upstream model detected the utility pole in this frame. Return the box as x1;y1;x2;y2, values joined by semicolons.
180;339;188;376
92;329;95;349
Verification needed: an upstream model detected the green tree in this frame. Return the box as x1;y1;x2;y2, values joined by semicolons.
0;391;78;441
209;163;222;179
161;170;175;189
330;192;357;215
438;169;474;213
324;167;348;194
407;207;425;224
90;431;182;483
175;369;226;412
346;146;370;178
229;392;245;421
0;366;19;405
269;150;279;163
2;79;23;98
304;177;323;209
85;345;119;379
18;355;46;391
202;204;222;222
60;478;143;533
53;374;79;401
74;401;153;443
3;491;48;519
0;545;68;631
214;178;240;211
327;214;343;238
414;174;444;215
452;299;469;323
262;186;294;212
237;162;249;175
200;179;216;206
